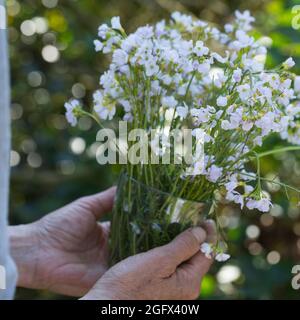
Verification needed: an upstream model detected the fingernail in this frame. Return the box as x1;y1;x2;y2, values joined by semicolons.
191;227;206;243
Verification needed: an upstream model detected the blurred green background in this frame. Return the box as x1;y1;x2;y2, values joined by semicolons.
7;0;300;299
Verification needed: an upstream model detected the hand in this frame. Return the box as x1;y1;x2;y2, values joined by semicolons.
82;222;216;300
9;187;116;297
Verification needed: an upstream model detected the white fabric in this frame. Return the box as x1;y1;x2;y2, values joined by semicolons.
0;0;18;300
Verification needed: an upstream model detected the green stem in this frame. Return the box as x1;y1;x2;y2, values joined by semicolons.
241;172;300;194
256;146;300;158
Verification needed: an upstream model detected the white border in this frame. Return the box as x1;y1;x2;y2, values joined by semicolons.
0;5;6;30
0;265;6;290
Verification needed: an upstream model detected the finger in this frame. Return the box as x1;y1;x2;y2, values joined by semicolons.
163;227;207;265
174;250;213;300
83;186;116;219
178;220;216;278
178;250;213;280
201;219;217;244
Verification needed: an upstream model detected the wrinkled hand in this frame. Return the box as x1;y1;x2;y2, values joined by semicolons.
82;222;216;300
9;187;116;297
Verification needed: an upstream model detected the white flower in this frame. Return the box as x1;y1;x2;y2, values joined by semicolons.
93;91;116;120
224;105;242;121
121;34;138;52
93;90;103;106
211;52;228;64
217;96;227;107
294;76;300;94
119;99;132;112
256;198;273;212
161;74;172;85
150;80;162;95
136;25;154;39
257;86;273;105
224;23;234;33
94;40;104;52
263;73;280;89
242;121;253;131
112;49;128;66
95;104;116;120
191;107;212;123
100;71;115;91
225;176;238;192
194;60;210;73
193;41;209;57
255;111;278;136
165;49;180;64
200;242;213;259
155;20;166;37
207;165;223;182
237;83;251;101
235;10;255;23
235;10;255;31
235;30;254;47
246;196;272;212
176;104;189;119
277;88;294;107
64;99;80;127
253;136;263;146
243;56;264;73
283;57;295;70
111;16;122;31
123;113;133;122
215;253;231;262
226;190;244;208
102;35;121;54
233;68;242;82
98;24;109;39
171;11;194;31
212;70;226;88
161;96;177;108
145;59;159;77
185;160;205;176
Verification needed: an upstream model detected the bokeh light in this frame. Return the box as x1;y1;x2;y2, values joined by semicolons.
260;213;274;227
27;71;43;87
10;150;21;167
267;251;281;265
20;20;36;36
217;265;241;284
27;152;42;168
248;242;263;256
70;137;86;155
246;225;260;239
41;45;60;63
42;0;58;9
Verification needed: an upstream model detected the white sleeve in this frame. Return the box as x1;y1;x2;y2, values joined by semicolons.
0;0;18;300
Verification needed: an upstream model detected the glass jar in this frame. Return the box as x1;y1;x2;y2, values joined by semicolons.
109;172;210;266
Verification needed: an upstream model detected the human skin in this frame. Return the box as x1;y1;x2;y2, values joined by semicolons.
9;187;116;296
9;187;216;299
82;224;216;300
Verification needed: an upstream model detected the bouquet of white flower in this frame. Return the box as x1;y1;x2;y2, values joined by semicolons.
65;11;300;265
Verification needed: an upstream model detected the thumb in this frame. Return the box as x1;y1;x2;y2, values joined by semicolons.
178;250;213;281
163;227;207;265
82;186;116;219
178;219;217;279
